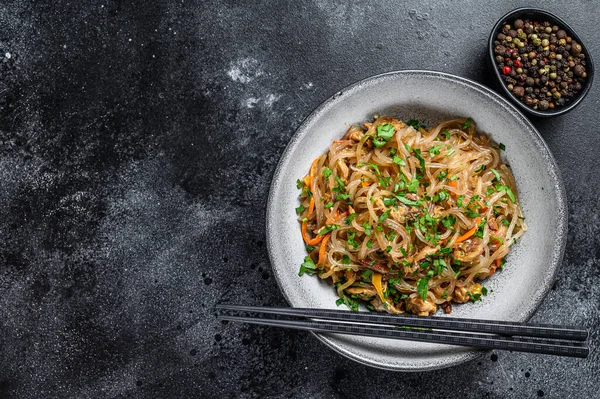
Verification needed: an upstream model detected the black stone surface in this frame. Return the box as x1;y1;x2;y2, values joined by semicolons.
0;1;598;398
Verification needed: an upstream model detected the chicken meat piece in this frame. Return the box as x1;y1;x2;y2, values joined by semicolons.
346;286;377;301
406;296;437;316
453;238;484;263
370;296;404;314
344;126;366;142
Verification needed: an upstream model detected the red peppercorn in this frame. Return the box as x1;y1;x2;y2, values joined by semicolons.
514;60;521;67
508;48;513;54
502;66;511;75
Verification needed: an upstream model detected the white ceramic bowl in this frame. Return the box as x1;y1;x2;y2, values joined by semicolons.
266;70;567;371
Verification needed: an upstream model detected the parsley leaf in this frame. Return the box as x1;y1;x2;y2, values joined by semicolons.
357;162;380;175
378;209;392;223
496;185;516;203
336;193;351;201
345;213;357;224
462;118;473;129
406;119;420;129
373;124;395;148
298;256;317;276
366;239;372;248
413;149;426;170
437;169;448;181
383;197;396;207
335;296;359;311
501;219;510;226
334;176;346;191
346;231;359;249
407;179;420;193
442;130;451;139
322;167;333;179
342;254;350;264
295;205;306;214
296;179;303;189
318;224;340;236
393;155;406;166
457;195;465;207
417;278;429;301
377;124;395;140
362;222;372;236
395;195;421;207
465;208;480;218
442;215;456;229
491;168;501;182
361;269;373;281
499;143;506;151
429;145;443;157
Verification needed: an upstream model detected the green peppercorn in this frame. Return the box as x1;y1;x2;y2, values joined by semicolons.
541;39;549;47
545;27;552;33
549;72;557;79
507;84;514;90
553;91;561;99
555;54;562;60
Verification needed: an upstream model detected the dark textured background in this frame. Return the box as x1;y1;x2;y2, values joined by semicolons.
0;1;598;398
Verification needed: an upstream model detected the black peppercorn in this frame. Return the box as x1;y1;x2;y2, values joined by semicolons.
494;18;588;111
573;65;585;76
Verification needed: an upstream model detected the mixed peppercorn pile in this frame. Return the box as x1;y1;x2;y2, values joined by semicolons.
493;18;588;111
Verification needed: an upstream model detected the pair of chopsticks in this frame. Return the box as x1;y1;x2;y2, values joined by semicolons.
216;305;589;358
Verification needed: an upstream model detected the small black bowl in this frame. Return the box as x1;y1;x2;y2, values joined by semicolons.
488;8;594;117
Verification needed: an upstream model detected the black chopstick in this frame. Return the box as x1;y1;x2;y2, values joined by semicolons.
216;304;588;341
216;305;589;358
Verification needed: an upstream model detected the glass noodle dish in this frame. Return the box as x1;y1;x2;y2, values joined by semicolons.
296;116;526;316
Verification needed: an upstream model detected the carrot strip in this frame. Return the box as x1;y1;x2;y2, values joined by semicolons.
301;222;323;245
330;210;348;223
455;217;481;243
371;273;385;301
318;234;331;265
448;179;458;198
307;198;315;218
489;257;502;277
309;157;319;188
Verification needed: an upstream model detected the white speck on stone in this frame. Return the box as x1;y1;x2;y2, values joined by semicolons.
303;82;314;89
227;58;263;84
63;44;67;49
245;97;259;108
129;38;132;42
264;94;281;107
5;52;11;59
152;55;156;58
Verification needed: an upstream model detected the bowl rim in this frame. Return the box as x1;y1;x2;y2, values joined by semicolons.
266;69;568;371
488;7;594;118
